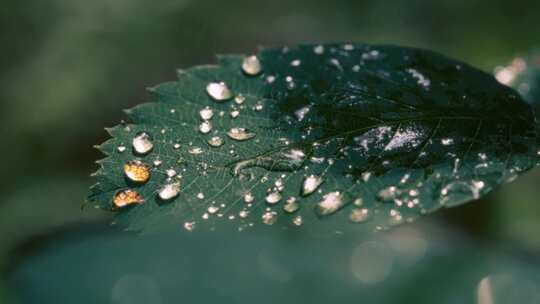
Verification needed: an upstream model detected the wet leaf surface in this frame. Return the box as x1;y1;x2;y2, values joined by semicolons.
89;43;539;232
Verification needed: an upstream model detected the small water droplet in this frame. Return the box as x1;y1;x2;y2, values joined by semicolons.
254;100;264;111
302;175;323;196
283;197;299;213
207;136;224;147
117;145;126;153
262;211;278;225
183;221;195;231
124;160;151;183
208;205;219;214
166;169;177;178
292;215;303;226
152;159;162;167
313;45;325;55
196;192;205;200
315;191;346;216
188;146;204;155
158;181;181;201
227;128;256;141
243;192;255;203
377;186;399;202
441;138;454;146
206;82;233;101
113;189;144;208
234;94;246;104
294;105;311;121
265;191;282;204
239;210;249;218
199;107;214;120
230;110;240;118
353;198;363;206
132;132;153;155
173;143;181;150
199;121;212;134
242;55;262;76
350;208;370;223
290;59;301;67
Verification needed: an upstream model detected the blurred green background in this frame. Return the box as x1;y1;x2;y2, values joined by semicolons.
1;0;539;303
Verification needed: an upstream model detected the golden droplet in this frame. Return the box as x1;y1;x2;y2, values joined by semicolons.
124;160;151;183
113;189;144;208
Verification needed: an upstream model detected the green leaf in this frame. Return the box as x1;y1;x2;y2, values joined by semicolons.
8;225;540;304
89;43;539;232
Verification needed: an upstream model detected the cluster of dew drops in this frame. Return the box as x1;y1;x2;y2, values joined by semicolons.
106;44;511;232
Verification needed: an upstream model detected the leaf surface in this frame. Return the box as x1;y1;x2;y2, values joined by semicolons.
89;43;539;232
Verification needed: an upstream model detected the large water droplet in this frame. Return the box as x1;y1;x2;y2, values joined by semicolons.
302;175;323;196
242;55;262;76
315;191;346;216
158;181;181;201
113;189;144;208
124;160;151;183
132;132;153;155
227;128;256;141
265;191;282;204
230;148;307;176
206;82;233;101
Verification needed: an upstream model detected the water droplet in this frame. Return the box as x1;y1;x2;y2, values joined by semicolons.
158;181;181;201
208;205;219;214
199;121;212;134
407;68;431;88
227;128;256;141
207;136;224;147
166;169;177;178
377;186;399;202
262;211;278;225
113;189;144;208
290;59;301;67
292;216;303;226
265;191;282;204
206;82;233;101
244;192;255;203
152;159;162;167
199;107;214;120
254;100;264;111
313;45;324;55
294;105;311;121
196;192;205;199
183;221;195;231
441;138;454;146
188;146;204;155
132;132;153;155
315;191;346;216
349;208;370;223
124;160;151;183
230;148;306;176
234;94;246;104
242;55;262;76
117;145;126;153
173;143;181;150
283;197;299;213
230;110;240;118
239;210;249;218
353;198;363;206
302;175;323;196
